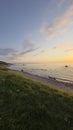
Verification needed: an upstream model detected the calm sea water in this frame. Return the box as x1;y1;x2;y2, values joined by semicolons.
9;62;73;82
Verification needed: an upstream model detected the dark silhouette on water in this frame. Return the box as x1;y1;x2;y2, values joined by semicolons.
48;76;56;80
65;65;68;68
21;69;24;72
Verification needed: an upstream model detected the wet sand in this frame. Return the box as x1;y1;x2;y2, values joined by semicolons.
11;69;73;91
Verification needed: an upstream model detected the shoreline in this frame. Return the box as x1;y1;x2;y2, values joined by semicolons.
11;69;73;91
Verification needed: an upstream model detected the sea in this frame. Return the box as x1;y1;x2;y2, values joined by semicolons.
9;62;73;83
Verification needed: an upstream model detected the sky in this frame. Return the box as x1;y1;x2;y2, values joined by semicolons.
0;0;73;63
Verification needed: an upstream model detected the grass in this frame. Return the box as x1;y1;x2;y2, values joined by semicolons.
0;64;73;130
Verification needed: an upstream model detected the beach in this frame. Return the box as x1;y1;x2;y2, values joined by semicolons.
11;69;73;91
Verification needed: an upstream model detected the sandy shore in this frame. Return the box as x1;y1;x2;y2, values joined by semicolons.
11;69;73;91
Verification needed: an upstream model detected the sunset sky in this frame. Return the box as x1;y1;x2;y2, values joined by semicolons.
0;0;73;63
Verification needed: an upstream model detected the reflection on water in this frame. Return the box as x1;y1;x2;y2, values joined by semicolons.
9;62;73;82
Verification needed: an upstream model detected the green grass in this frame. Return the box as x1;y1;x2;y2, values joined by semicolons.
0;64;73;130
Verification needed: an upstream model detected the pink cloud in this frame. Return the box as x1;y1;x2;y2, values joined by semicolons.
41;5;73;41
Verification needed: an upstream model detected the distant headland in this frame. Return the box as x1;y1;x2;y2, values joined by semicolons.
0;61;12;66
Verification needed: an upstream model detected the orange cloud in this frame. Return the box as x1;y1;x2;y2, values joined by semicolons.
65;48;73;52
53;41;73;51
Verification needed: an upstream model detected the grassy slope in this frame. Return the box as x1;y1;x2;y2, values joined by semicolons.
0;64;73;130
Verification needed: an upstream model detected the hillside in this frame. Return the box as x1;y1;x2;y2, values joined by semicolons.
0;64;73;130
0;61;8;65
0;61;12;66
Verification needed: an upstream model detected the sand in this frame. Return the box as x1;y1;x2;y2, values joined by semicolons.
11;69;73;91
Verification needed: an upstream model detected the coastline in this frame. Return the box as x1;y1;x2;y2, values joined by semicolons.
11;69;73;91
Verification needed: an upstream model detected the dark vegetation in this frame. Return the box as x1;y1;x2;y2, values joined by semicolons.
0;61;9;65
0;63;73;130
0;61;12;66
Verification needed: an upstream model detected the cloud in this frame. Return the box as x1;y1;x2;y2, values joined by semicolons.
53;41;73;50
22;38;34;49
58;0;67;6
65;48;73;52
33;49;48;57
41;5;73;41
7;47;40;62
15;38;40;57
45;28;67;41
0;48;17;56
19;47;40;56
0;37;40;62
